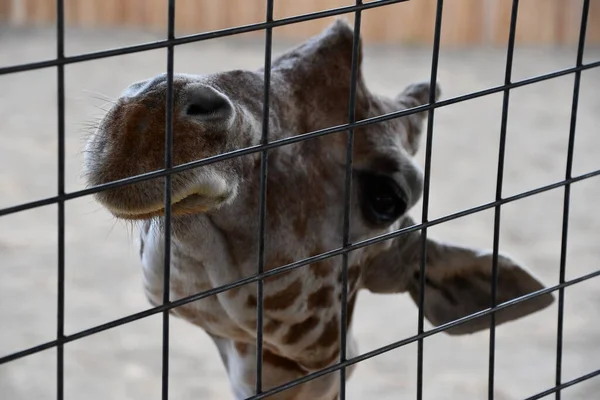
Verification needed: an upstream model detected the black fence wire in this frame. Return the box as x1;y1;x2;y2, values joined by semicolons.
0;0;599;399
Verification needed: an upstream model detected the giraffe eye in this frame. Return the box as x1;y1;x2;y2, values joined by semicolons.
360;173;408;225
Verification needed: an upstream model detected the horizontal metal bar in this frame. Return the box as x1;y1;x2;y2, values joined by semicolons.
524;369;600;400
1;170;599;367
1;59;599;220
0;0;408;76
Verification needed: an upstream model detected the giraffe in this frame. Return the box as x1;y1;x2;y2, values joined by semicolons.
82;19;555;400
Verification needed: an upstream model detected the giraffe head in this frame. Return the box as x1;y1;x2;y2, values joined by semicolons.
83;18;553;340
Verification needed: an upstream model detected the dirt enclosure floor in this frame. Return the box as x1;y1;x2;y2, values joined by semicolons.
0;24;599;400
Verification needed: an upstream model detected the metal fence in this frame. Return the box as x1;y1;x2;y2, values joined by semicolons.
0;0;599;399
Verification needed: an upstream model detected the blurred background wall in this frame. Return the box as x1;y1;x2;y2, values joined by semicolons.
1;0;600;47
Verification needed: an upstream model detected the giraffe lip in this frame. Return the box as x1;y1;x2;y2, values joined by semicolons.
107;190;229;220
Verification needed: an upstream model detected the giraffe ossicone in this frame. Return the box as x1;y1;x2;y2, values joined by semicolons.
83;18;554;400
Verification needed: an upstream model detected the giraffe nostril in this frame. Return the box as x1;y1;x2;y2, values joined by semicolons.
185;86;232;120
185;103;225;116
186;103;218;116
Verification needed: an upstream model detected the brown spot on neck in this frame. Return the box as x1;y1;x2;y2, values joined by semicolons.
246;294;257;308
310;261;333;278
226;286;241;298
307;285;334;310
234;342;250;356
263;349;305;374
283;316;320;345
264;318;283;334
245;279;303;311
264;278;303;310
302;293;358;370
315;315;339;348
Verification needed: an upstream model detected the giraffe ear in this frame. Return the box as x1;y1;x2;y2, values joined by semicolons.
362;218;555;335
405;244;555;335
396;82;441;109
272;18;364;91
394;82;441;154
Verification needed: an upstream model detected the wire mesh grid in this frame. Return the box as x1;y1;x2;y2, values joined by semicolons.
0;0;599;399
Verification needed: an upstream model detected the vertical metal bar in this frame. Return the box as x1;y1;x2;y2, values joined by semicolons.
488;2;518;399
56;0;66;399
162;1;176;399
340;3;363;399
255;0;274;395
555;1;589;399
416;1;443;399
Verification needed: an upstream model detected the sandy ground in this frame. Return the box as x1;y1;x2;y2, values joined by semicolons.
0;23;599;400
